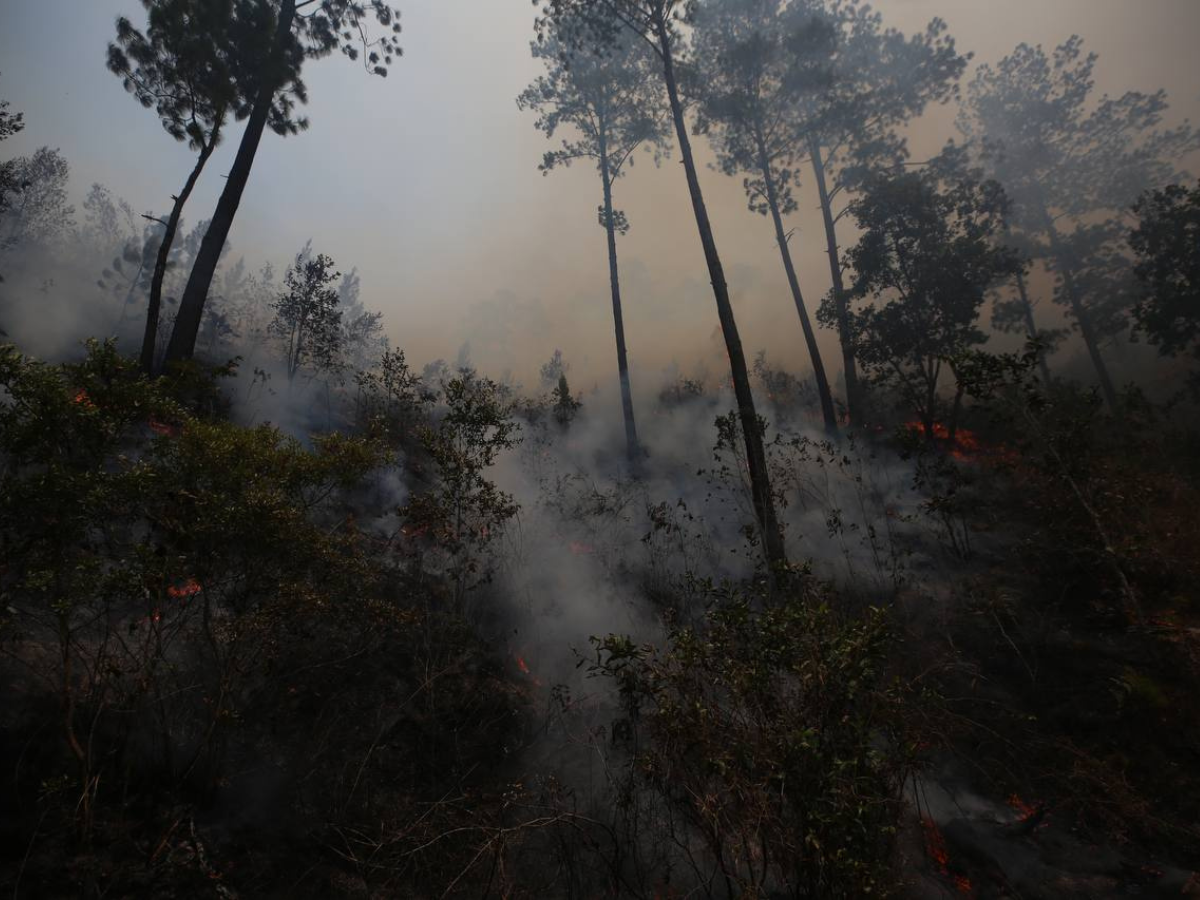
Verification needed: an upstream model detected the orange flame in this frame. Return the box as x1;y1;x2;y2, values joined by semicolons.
167;579;202;599
515;654;543;688
1007;794;1033;817
73;389;95;408
904;421;1017;464
568;541;594;555
921;817;974;896
148;417;179;437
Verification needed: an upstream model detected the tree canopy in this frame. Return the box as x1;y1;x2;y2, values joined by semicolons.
831;160;1022;435
269;248;344;382
1131;182;1200;372
958;36;1198;408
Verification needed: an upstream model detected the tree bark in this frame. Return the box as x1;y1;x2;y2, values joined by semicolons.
1013;268;1053;385
754;131;837;434
142;131;219;374
597;125;641;461
1043;221;1119;412
947;378;965;447
654;13;787;571
163;0;296;367
807;133;859;424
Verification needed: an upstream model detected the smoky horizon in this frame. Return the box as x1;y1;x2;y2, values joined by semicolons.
1;0;1197;393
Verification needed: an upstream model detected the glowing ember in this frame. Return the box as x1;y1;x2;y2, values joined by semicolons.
148;417;179;437
514;654;543;687
73;389;95;408
167;579;202;599
904;420;1017;464
921;817;974;897
922;816;950;869
1007;793;1035;819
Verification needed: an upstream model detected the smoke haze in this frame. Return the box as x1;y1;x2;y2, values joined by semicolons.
2;0;1198;391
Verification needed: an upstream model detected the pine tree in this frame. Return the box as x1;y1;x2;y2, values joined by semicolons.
689;0;838;432
536;0;788;570
163;0;401;367
519;27;668;459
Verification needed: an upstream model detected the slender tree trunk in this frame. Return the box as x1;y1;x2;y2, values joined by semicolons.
289;318;304;382
163;0;296;367
142;131;219;374
654;15;787;571
924;365;938;443
754;131;837;434
1043;221;1119;412
807;134;859;423
1013;268;1053;385
597;127;641;461
947;380;965;447
115;260;146;330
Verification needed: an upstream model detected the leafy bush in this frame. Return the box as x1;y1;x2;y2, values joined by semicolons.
591;582;908;898
0;340;388;845
401;369;521;609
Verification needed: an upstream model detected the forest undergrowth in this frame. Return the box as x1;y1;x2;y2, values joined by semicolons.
1;340;1197;899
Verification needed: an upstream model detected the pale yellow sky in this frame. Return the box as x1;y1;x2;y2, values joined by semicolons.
1;0;1198;391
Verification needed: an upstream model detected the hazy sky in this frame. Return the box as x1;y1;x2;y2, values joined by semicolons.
2;0;1199;388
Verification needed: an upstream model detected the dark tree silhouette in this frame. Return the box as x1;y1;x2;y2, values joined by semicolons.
0;81;23;297
551;372;583;426
0;148;74;253
518;26;668;460
959;37;1198;412
0;85;21;145
830;161;1021;442
790;0;967;423
98;225;163;332
0;81;25;220
689;0;838;432
1131;182;1200;380
338;267;387;371
108;0;244;373
269;249;343;382
0;79;25;289
989;225;1060;385
162;0;401;368
535;0;787;570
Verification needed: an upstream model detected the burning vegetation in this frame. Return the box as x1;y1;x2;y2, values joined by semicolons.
3;0;1200;897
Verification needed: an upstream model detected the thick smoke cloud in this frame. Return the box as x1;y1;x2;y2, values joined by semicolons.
3;0;1198;399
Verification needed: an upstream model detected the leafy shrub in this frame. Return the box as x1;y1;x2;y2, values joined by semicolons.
0;340;388;845
591;582;908;898
401;369;521;610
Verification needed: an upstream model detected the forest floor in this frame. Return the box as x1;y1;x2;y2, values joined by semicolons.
897;442;1200;899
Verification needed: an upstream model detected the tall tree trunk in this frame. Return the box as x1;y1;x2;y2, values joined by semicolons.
1043;220;1119;412
597;127;641;461
289;318;304;382
163;0;296;367
115;260;146;330
142;131;219;374
654;15;787;571
807;134;859;423
947;376;965;447
1013;268;1053;385
924;361;938;443
754;131;837;434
